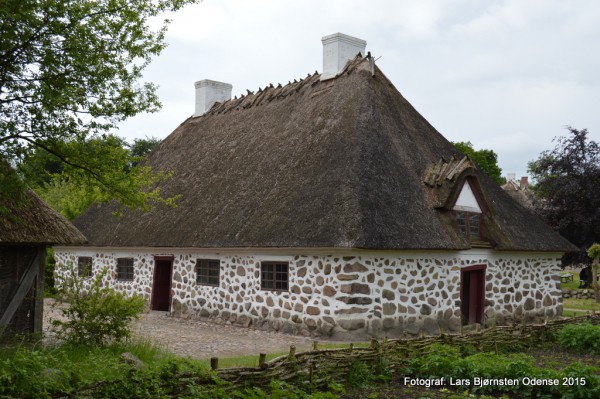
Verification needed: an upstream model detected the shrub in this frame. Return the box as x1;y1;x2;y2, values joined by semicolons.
405;343;463;379
557;323;600;354
558;362;600;399
347;361;373;388
0;347;73;399
52;266;147;346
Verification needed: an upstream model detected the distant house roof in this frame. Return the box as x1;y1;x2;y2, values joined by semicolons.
73;56;575;252
501;176;538;211
0;166;86;245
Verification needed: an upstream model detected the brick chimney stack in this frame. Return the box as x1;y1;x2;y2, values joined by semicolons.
520;176;529;190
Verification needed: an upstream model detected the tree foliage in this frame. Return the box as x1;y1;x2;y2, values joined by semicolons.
453;141;505;185
129;136;161;166
18;134;171;219
0;0;197;210
528;127;600;264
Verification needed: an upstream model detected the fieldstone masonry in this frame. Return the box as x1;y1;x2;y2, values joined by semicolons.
54;250;563;339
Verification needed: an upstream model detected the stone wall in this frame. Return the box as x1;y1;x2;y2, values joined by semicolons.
562;288;597;300
54;249;562;339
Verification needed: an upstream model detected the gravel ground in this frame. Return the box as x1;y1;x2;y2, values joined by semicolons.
43;298;316;359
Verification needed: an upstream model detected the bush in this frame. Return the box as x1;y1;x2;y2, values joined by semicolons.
44;248;58;297
557;323;600;354
52;267;147;346
0;347;72;399
405;343;463;379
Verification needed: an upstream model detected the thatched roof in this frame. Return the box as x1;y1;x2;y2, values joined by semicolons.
0;170;86;245
501;179;538;211
73;56;575;252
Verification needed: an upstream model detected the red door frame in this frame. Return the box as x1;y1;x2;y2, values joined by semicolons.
460;264;486;325
151;256;174;311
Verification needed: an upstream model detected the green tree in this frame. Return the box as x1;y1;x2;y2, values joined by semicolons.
588;244;600;303
528;127;600;265
18;134;169;219
453;141;505;185
0;0;198;210
129;136;161;167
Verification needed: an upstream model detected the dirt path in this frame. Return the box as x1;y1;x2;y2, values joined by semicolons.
43;299;316;359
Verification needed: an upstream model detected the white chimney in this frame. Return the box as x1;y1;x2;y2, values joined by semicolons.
194;79;232;116
507;173;516;182
321;33;367;80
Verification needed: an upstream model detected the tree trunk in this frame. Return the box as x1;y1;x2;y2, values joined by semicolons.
594;256;600;303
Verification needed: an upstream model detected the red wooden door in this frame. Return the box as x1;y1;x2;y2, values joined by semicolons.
151;258;173;311
460;265;486;325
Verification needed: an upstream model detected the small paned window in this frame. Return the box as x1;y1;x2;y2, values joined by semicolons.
261;261;289;291
77;256;93;278
456;211;481;241
196;259;220;286
116;258;134;281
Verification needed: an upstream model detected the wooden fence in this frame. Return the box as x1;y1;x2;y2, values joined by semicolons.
213;314;600;389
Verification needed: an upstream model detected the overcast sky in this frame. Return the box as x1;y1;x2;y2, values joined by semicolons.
117;0;600;180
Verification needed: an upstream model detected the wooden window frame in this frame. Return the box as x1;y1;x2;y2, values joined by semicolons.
196;258;220;286
455;211;482;241
260;261;289;291
116;258;134;281
77;256;93;278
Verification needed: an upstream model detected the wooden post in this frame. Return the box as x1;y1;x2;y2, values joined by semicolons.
475;323;481;333
259;353;267;368
349;343;354;353
33;246;46;334
210;357;219;370
313;341;318;351
288;345;296;359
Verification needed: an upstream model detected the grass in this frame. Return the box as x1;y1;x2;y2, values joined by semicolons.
564;297;600;310
196;352;286;369
0;338;184;388
194;342;371;369
560;271;582;290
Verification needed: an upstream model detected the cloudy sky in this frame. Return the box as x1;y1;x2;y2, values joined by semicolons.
118;0;600;180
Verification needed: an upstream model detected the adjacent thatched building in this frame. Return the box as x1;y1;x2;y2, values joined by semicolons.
501;174;538;211
1;167;86;340
55;33;575;339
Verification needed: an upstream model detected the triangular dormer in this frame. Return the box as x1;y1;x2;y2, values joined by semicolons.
452;179;487;244
424;157;493;247
453;180;482;214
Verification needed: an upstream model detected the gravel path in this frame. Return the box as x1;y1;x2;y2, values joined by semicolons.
43;299;316;359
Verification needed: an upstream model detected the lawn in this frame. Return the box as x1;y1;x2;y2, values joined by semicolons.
561;271;582;290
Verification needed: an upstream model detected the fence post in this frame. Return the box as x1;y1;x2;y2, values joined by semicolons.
210;357;219;371
259;353;267;368
288;345;296;359
313;341;319;351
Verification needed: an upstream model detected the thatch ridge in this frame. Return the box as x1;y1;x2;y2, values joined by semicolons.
73;57;574;252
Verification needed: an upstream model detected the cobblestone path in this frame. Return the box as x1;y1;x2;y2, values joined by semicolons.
43;299;315;359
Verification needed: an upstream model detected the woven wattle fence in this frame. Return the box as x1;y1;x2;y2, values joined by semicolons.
214;314;600;388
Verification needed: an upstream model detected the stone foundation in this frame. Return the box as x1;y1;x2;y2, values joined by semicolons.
54;249;563;339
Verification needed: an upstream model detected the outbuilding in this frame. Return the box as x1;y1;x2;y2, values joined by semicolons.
1;166;86;341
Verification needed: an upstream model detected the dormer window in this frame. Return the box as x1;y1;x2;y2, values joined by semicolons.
453;180;483;241
456;211;481;240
